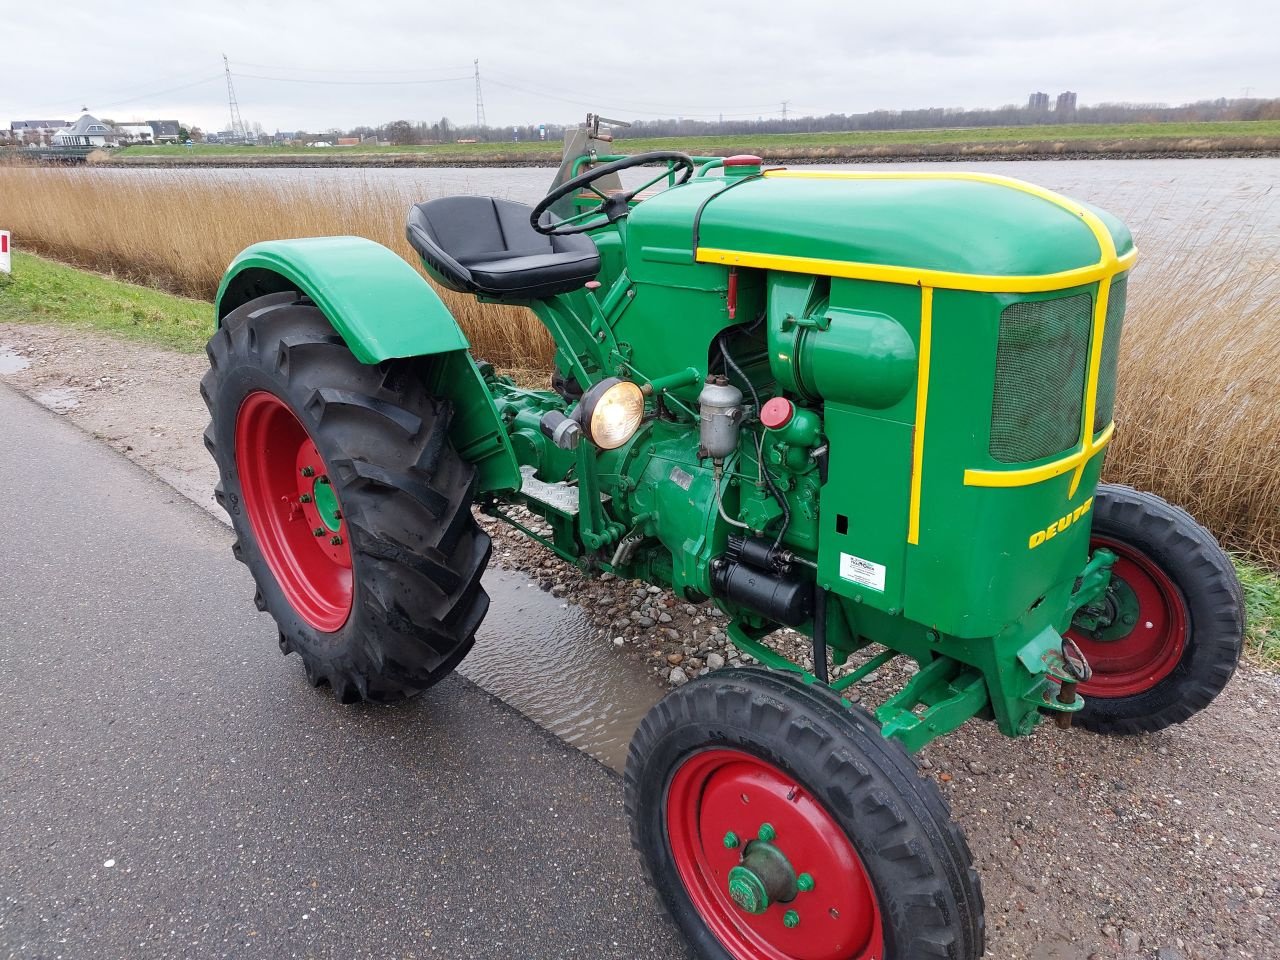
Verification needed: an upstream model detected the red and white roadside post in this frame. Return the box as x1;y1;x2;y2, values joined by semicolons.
0;230;11;275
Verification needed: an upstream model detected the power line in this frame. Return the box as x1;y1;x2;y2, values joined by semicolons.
236;73;472;86
474;60;486;128
233;61;473;76
91;74;224;113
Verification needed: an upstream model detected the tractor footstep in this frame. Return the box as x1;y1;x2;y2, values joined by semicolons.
519;465;582;515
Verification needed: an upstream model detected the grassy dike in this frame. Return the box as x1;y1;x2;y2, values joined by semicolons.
0;251;210;352
106;119;1280;166
2;249;1277;666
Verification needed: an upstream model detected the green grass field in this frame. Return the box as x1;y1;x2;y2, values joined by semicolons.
3;249;1278;664
112;120;1280;161
1238;557;1280;667
0;252;211;352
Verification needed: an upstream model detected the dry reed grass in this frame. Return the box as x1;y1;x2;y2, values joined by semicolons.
0;166;1276;563
0;166;555;369
1104;221;1280;563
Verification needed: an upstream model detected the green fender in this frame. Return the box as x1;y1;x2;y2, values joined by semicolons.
216;236;520;493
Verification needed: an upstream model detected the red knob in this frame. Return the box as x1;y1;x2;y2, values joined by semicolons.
760;397;794;430
723;155;763;167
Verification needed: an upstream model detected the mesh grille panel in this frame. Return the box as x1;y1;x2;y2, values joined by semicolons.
1093;275;1127;433
990;294;1092;463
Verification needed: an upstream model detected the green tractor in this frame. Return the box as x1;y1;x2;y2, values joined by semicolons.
203;117;1243;959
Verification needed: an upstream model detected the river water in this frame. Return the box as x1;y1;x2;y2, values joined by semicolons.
95;157;1280;249
83;156;1279;768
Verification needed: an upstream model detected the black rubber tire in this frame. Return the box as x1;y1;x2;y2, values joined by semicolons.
201;292;491;703
1074;483;1244;735
625;667;985;960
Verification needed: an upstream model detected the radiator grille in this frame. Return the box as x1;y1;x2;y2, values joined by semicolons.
990;294;1092;463
1092;275;1127;433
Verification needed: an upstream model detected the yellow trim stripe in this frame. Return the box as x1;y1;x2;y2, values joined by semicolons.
1069;276;1113;497
907;287;933;545
695;246;1135;294
963;423;1115;488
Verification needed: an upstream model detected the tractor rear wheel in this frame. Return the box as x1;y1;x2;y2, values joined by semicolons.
626;667;984;960
1069;484;1243;735
202;292;491;703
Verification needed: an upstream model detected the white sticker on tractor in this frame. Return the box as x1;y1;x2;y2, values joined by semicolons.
839;552;886;592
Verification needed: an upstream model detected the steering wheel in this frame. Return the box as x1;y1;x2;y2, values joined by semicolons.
531;151;696;236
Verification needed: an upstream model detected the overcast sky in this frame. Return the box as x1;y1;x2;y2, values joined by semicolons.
6;0;1277;133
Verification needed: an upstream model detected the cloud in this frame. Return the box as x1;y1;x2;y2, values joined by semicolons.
5;0;1276;131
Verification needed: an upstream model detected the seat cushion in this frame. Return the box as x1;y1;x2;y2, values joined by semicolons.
406;196;600;300
467;250;603;297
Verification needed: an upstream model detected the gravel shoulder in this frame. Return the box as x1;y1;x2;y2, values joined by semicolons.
2;321;1278;960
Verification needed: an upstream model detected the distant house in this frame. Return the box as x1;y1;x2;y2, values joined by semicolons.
53;115;114;147
113;123;155;145
336;137;360;146
146;120;181;143
10;120;70;146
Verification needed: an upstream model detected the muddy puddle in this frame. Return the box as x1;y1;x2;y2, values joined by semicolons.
0;346;32;375
461;567;664;772
33;386;81;412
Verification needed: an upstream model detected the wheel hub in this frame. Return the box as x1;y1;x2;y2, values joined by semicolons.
1068;535;1187;697
235;391;353;632
311;475;343;532
666;749;884;960
727;838;798;915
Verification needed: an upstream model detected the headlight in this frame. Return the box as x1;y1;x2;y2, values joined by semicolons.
577;377;644;450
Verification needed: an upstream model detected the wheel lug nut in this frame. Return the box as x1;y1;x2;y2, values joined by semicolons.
797;873;814;892
723;832;739;849
313;527;324;537
757;823;775;842
783;910;800;928
317;475;330;485
301;466;315;477
330;535;343;546
299;494;313;503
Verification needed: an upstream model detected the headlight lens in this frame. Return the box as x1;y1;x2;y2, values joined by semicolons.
579;378;645;450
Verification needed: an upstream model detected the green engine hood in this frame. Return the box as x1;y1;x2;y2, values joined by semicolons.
628;170;1134;288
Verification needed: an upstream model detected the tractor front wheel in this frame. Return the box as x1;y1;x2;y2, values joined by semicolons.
626;667;984;960
1069;484;1243;735
202;292;491;703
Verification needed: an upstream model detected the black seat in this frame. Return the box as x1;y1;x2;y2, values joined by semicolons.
406;196;601;300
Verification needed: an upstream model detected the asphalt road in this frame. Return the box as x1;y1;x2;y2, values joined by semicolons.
0;384;690;960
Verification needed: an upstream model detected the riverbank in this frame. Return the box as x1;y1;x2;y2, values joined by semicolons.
93;119;1280;167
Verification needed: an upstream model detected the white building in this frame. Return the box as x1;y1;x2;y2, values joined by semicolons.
53;114;113;147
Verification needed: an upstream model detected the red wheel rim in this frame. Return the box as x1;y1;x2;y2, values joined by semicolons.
666;749;885;960
1068;535;1187;698
235;391;353;632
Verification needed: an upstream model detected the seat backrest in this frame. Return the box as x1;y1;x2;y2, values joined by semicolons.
415;196;554;264
406;195;602;299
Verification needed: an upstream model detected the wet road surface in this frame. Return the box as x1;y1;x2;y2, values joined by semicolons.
0;384;690;960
